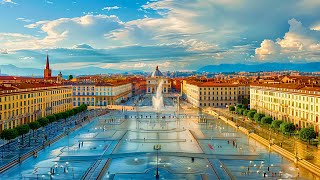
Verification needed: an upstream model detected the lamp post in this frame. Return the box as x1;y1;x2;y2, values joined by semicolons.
154;144;161;179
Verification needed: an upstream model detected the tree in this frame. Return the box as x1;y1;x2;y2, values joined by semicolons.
243;110;249;116
29;121;41;137
250;109;257;113
0;128;18;151
280;122;296;134
253;113;265;123
67;109;75;117
271;120;283;130
15;124;30;145
68;75;73;80
0;129;18;141
261;116;273;125
241;104;247;109
299;127;316;143
80;104;88;111
229;106;235;111
55;113;63;120
247;111;256;119
37;117;49;127
242;98;249;105
236;104;243;109
61;112;69;119
47;115;56;123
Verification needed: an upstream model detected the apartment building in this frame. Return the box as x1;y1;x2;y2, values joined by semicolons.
250;84;320;133
182;80;250;108
0;83;72;131
70;81;132;107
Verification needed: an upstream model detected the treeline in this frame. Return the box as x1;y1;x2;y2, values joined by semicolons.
0;104;88;142
229;104;317;143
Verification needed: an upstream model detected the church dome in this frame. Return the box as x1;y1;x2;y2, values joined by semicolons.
151;66;163;77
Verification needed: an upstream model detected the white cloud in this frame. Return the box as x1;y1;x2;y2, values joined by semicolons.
255;18;320;61
16;18;32;23
3;15;124;50
0;0;17;5
102;6;120;11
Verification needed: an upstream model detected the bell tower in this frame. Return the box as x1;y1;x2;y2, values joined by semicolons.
44;53;52;79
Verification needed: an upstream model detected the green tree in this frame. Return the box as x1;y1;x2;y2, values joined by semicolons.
61;112;69;119
47;115;56;123
68;75;73;80
229;106;235;111
261;116;273;125
280;122;296;134
247;111;256;119
242;98;249;105
243;110;249;116
29;121;41;137
271;120;283;130
241;104;247;109
249;109;257;113
299;127;316;143
0;128;18;141
73;107;80;114
236;104;243;109
80;104;88;111
37;117;49;127
15;124;30;145
253;113;265;123
67;109;75;117
0;128;18;150
55;113;63;120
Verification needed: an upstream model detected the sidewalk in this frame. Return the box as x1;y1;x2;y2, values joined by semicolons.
213;108;320;168
0;109;108;173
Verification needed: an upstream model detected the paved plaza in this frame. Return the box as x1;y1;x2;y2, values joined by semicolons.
0;96;314;179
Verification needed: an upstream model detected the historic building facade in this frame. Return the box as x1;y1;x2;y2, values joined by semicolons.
250;84;320;133
146;66;171;94
0;84;72;131
182;80;250;108
70;81;132;107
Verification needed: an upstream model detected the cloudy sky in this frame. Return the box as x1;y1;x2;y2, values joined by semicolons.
0;0;320;71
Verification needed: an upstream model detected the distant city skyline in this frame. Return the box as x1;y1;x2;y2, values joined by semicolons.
0;0;320;71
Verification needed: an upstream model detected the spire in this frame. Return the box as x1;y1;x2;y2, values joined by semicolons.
46;53;50;69
156;65;159;71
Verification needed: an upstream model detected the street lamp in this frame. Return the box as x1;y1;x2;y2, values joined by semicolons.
154;144;161;179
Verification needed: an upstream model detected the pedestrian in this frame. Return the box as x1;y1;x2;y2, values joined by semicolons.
79;142;81;149
82;141;84;147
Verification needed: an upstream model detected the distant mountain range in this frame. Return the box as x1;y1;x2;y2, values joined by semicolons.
0;64;144;76
197;62;320;73
1;62;319;77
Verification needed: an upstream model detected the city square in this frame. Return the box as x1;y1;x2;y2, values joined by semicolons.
1;1;320;179
0;92;315;179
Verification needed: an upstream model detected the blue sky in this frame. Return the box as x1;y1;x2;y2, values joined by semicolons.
0;0;320;72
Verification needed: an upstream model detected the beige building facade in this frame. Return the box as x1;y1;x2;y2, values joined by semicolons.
250;84;320;133
182;80;250;108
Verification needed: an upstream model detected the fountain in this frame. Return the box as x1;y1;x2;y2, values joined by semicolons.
152;79;164;112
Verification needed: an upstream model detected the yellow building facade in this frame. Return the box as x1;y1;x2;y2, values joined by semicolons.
0;85;72;131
